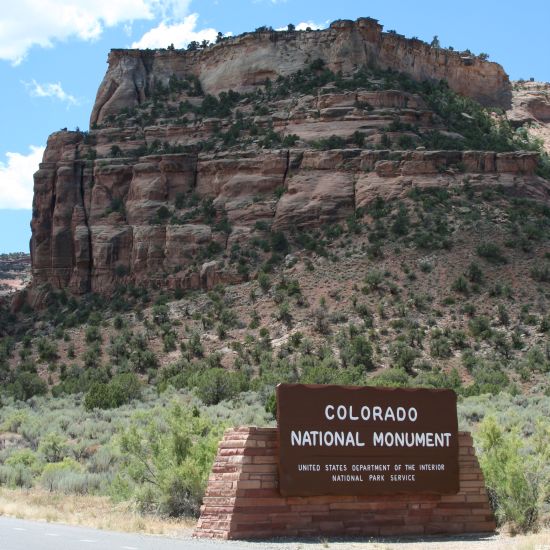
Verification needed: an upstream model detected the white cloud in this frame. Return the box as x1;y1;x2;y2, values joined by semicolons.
131;13;218;49
151;0;192;22
0;0;190;64
0;146;45;209
276;21;327;32
23;79;79;106
295;21;326;31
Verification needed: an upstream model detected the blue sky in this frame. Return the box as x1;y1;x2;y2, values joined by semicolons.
0;0;548;253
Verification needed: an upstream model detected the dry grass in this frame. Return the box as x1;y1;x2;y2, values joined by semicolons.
0;487;196;536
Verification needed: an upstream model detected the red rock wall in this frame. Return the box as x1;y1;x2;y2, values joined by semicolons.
194;427;496;539
31;131;547;297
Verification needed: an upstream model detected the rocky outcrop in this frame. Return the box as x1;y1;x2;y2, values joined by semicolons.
509;82;550;125
30;129;547;295
509;82;550;155
30;18;550;298
91;18;511;125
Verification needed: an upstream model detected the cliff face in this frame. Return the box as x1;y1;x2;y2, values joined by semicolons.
30;18;548;297
508;81;550;154
30;131;545;295
91;18;511;126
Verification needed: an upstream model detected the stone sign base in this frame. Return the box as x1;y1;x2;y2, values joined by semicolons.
194;427;496;539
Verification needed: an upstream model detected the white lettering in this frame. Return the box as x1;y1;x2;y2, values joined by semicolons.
372;432;451;447
334;431;345;446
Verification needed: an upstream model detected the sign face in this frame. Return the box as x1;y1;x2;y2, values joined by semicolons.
277;384;459;497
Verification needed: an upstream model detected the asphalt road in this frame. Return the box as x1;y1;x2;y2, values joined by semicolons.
2;516;533;550
0;517;254;550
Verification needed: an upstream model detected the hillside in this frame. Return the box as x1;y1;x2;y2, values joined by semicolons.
1;16;549;536
0;254;30;297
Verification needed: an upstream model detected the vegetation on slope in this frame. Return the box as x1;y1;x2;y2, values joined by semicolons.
89;62;550;180
1;185;549;530
3;53;550;533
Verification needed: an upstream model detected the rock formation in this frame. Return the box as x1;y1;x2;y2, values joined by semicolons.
30;18;549;296
508;81;550;154
91;18;511;126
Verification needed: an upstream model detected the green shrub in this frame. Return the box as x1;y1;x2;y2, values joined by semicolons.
192;368;248;405
390;205;410;236
476;243;507;264
0;449;42;488
257;272;271;293
37;338;58;362
476;416;548;533
469;316;493;339
451;275;469;294
118;405;223;516
313;135;346;150
129;349;159;373
84;373;141;411
466;262;484;284
85;325;102;344
531;263;550;283
41;457;81;491
368;368;411;388
38;432;69;463
277;302;293;327
0;464;33;488
463;363;510;396
7;371;48;401
390;342;420;374
364;269;384;291
352;131;365;147
339;335;374;371
497;304;510;326
163;332;177;352
313;307;330;335
430;332;452;358
397;135;416;149
270;231;289;254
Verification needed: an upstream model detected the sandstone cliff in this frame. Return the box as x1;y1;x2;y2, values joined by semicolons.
91;18;511;126
508;81;550;154
30;18;549;297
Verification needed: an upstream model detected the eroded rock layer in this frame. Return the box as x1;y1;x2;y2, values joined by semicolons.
91;17;511;126
31;18;549;296
31;126;547;294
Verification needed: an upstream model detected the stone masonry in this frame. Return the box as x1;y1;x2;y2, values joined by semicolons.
194;427;496;539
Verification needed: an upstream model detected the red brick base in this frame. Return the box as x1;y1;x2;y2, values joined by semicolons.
194;427;496;539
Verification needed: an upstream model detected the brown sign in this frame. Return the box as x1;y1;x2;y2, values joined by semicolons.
277;384;459;497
